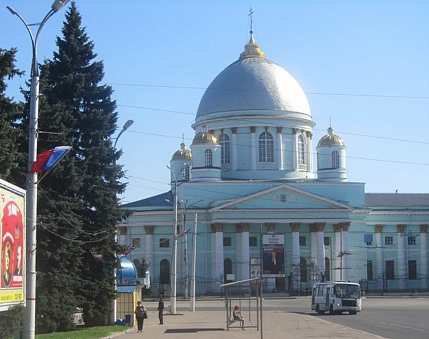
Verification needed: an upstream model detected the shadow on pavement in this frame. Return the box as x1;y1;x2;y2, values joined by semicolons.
165;328;226;333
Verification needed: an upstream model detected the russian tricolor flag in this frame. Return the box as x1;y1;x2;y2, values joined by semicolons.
178;228;191;238
30;146;72;173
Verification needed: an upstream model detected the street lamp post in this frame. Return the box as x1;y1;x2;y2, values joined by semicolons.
7;2;70;339
166;165;178;314
178;198;204;300
114;119;134;150
110;119;134;324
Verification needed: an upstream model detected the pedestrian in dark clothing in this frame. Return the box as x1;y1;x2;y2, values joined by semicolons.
135;301;147;332
158;297;164;324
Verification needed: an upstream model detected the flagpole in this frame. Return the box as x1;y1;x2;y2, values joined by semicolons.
190;213;197;311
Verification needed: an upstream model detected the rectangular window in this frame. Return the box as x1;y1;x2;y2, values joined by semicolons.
408;260;417;280
299;236;306;246
324;237;331;246
160;238;170;248
408;236;416;245
132;238;141;247
386;260;395;280
364;234;373;245
223;237;231;246
249;236;257;246
385;236;393;245
367;261;373;281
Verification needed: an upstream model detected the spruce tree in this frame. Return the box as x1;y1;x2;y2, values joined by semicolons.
34;1;127;331
0;48;24;180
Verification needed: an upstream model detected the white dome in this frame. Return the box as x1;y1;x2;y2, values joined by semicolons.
196;37;311;123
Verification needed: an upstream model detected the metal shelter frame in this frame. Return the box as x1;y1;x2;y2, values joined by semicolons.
221;277;263;338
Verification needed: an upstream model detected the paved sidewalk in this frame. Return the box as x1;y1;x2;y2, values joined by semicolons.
111;308;387;339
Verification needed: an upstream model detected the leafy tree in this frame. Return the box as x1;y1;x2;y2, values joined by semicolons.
0;48;24;181
0;304;24;339
32;1;127;332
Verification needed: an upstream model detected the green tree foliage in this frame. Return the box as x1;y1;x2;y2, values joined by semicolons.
0;48;24;180
31;1;127;332
0;304;24;339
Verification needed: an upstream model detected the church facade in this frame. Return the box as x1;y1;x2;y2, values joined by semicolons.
121;32;429;295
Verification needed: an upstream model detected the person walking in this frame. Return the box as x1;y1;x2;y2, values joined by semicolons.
134;301;147;333
233;305;245;330
158;297;164;325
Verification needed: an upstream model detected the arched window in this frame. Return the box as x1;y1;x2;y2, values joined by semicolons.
182;164;190;181
219;133;230;164
224;258;233;283
298;135;305;165
205;149;213;167
317;153;320;170
300;257;307;283
259;131;274;162
332;151;339;168
160;259;170;285
325;257;330;282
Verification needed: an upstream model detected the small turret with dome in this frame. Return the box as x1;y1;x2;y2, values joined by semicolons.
316;122;347;182
190;127;221;182
169;141;192;185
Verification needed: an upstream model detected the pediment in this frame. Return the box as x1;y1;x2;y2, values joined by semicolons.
208;183;353;212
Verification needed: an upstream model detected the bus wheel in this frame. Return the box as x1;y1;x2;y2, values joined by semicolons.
316;304;324;314
329;305;334;314
349;311;357;315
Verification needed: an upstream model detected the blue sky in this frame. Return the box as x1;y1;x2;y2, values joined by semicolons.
2;0;428;204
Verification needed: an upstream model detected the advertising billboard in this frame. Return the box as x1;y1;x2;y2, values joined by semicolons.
262;247;285;278
0;179;26;312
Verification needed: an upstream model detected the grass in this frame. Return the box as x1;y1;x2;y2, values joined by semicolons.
35;326;129;339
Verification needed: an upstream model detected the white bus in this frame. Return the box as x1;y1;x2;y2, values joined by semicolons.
311;281;362;315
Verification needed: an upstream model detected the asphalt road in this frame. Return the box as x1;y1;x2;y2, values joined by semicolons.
152;297;429;339
268;296;429;339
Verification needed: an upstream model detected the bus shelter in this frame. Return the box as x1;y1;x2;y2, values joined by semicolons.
221;278;262;334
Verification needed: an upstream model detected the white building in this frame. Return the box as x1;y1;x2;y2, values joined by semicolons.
120;31;429;295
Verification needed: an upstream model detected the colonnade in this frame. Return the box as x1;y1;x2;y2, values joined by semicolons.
208;221;351;290
374;224;428;290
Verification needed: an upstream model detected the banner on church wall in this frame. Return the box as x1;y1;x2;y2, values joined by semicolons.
262;247;285;278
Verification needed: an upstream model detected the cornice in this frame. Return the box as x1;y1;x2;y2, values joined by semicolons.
209;183;354;213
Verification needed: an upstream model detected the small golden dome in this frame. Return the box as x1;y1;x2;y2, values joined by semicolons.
171;143;192;161
239;32;265;59
317;127;345;147
192;132;218;145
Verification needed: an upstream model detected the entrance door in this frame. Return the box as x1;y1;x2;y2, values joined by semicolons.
276;277;285;291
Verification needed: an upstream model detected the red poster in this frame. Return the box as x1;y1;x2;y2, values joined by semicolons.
2;201;24;288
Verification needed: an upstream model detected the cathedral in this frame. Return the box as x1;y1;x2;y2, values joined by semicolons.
120;30;429;295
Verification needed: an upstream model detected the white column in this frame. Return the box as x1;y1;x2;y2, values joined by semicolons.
236;228;243;281
250;127;256;170
232;128;237;171
290;223;301;290
212;223;224;292
316;223;326;276
397;225;407;290
310;225;318;280
118;226;127;245
375;225;384;290
241;224;250;281
307;132;313;173
420;225;428;289
277;127;283;170
293;129;298;170
342;223;350;281
144;226;154;273
265;223;276;291
334;224;342;282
